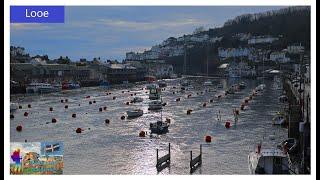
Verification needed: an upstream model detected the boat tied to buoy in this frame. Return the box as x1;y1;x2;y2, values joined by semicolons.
126;109;143;118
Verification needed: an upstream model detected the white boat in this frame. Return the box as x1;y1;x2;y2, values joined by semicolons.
149;88;161;100
126;109;143;118
255;84;266;91
217;84;223;89
26;83;60;94
150;121;169;134
248;146;290;174
272;112;287;126
181;80;190;87
203;80;213;86
148;100;163;110
277;138;298;155
131;97;143;103
10;103;18;112
239;81;246;89
158;81;167;88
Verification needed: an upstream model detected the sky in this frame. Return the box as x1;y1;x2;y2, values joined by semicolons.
10;6;286;61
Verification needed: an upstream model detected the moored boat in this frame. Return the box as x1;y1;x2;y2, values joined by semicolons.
248;144;290;174
149;87;161;100
150;121;169;134
26;83;60;94
126;109;143;118
131;97;143;103
148;100;163;110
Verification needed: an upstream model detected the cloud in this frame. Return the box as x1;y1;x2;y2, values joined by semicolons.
11;23;52;30
95;18;209;31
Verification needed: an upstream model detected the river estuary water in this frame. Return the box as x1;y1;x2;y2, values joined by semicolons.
10;77;287;174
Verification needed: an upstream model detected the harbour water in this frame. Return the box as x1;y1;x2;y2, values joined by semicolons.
10;77;287;174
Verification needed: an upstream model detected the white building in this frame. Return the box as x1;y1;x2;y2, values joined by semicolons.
218;47;252;59
287;44;305;54
190;34;209;43
30;57;47;65
270;51;290;63
248;36;279;45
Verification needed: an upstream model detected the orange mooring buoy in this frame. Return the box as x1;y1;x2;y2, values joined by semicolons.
49;107;53;111
72;113;76;118
187;109;192;115
103;106;107;110
203;103;207;107
61;99;64;103
139;131;146;137
176;98;180;102
65;99;68;102
24;112;29;117
76;128;82;133
99;107;103;112
65;105;68;109
18;105;22;109
225;121;231;129
205;135;212;143
105;119;110;124
86;96;91;98
113;97;116;100
89;101;92;104
235;109;240;115
28;104;31;108
16;125;23;132
93;100;96;103
210;99;214;103
120;115;125;120
126;102;130;105
10;114;14;119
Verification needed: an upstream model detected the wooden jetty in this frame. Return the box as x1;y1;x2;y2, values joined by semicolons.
190;144;202;174
156;143;171;172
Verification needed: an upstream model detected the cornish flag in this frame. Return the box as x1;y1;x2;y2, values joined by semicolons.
45;143;60;153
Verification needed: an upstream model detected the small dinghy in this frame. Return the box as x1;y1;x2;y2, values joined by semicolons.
272;112;287;126
277;138;298;154
127;109;143;118
148;100;163;110
131;97;143;103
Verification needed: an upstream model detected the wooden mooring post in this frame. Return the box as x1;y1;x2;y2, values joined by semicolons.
156;143;171;172
190;144;202;174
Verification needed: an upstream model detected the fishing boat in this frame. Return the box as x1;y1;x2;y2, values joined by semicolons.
148;100;163;110
10;103;18;112
248;144;290;174
149;87;161;100
279;95;288;103
217;84;223;89
158;81;167;88
225;86;235;94
62;81;80;90
277;138;298;154
150;121;169;134
180;80;190;87
146;83;158;90
203;80;213;86
126;109;143;118
99;80;110;88
239;81;246;89
272;112;287;126
131;97;143;103
26;83;60;94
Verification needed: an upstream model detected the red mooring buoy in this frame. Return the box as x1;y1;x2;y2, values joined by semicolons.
139;131;146;137
76;128;82;133
205;135;212;143
16;125;22;132
225;121;231;129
